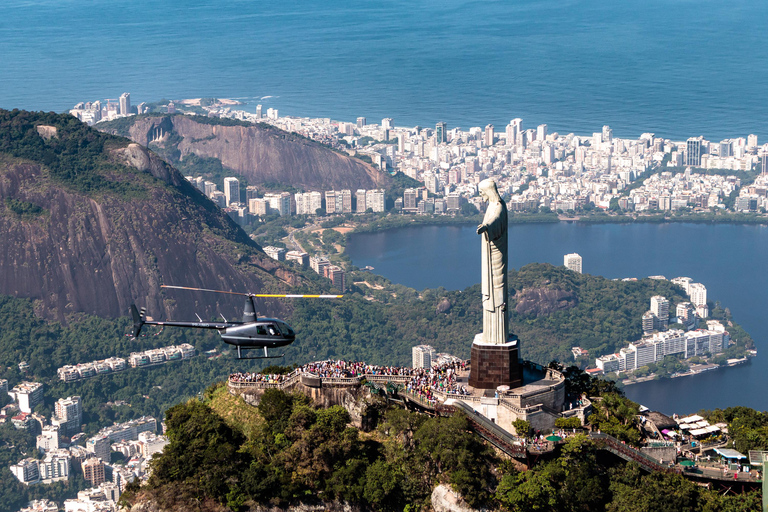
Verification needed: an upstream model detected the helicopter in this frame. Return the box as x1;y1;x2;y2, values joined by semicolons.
130;285;342;359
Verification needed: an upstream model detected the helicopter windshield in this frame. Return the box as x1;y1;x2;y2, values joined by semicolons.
276;321;294;336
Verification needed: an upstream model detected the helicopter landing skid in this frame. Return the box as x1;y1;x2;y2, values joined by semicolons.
236;346;285;360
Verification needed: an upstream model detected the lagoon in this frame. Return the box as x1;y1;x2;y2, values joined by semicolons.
346;222;768;414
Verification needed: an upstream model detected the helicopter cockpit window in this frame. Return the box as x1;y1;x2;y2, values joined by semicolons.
267;324;280;336
256;325;268;336
277;321;294;336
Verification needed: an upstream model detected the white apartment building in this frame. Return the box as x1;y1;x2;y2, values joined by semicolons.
366;189;386;212
295;191;323;215
263;192;292;216
564;253;582;273
689;283;707;307
13;382;43;413
412;345;436;369
55;396;82;437
223;177;240;206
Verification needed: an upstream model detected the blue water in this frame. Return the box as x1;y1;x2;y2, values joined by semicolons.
2;0;768;141
346;223;768;414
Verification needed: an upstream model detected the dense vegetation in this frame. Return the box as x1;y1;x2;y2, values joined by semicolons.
0;109;149;197
123;384;762;512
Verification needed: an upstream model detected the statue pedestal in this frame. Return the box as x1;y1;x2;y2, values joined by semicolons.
469;334;522;390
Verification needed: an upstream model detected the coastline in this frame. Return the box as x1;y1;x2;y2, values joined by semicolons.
347;211;768;236
620;354;754;388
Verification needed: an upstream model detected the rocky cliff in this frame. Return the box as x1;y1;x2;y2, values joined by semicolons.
100;114;389;191
0;110;305;322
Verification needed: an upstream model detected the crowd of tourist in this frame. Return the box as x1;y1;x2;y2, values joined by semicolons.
229;359;470;403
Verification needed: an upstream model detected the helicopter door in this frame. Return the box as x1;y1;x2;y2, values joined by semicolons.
256;325;268;336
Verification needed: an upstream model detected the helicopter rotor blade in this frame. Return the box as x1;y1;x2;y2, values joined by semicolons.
250;294;343;298
162;285;342;299
161;285;249;296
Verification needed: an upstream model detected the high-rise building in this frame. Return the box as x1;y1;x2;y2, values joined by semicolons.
82;457;106;485
264;192;291;216
355;189;367;213
564;253;582;273
602;125;613;142
366;189;386;212
435;122;447;144
689;283;707;307
686;137;703;167
650;296;670;329
36;425;60;452
245;185;259;201
412;345;436;369
13;382;43;413
484;124;494;146
54;396;82;437
11;458;40;485
295;192;321;215
642;311;656;335
403;188;418;211
223;177;240;206
326;265;346;291
381;118;393;130
119;93;131;116
249;198;268;216
339;189;352;213
356;117;367;128
537;124;548;141
86;435;111;462
255;104;262;119
324;190;337;214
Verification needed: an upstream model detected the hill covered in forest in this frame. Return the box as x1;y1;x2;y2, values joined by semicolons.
0;109;315;322
98;114;390;192
116;383;763;512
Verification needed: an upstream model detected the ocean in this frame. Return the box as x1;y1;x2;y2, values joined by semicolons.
1;0;768;141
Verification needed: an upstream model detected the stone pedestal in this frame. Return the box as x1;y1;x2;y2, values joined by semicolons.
469;335;522;390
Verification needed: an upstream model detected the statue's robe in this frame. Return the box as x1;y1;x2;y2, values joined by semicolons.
480;199;508;344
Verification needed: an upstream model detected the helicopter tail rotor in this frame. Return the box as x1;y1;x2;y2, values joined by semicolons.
130;304;146;338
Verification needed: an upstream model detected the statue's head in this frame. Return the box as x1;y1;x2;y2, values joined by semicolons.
479;179;501;202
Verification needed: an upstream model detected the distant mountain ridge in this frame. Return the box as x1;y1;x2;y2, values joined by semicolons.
0;110;305;322
99;114;390;191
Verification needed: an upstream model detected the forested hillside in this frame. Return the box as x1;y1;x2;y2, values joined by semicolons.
118;384;762;512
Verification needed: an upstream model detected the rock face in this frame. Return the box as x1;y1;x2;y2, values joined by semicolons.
513;286;578;317
0;111;302;322
103;115;389;191
431;484;481;512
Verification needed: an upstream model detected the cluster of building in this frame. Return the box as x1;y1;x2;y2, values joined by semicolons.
10;413;164;505
206;104;768;216
735;172;768;212
69;92;143;125
184;174;388;224
593;276;726;376
69;95;768;218
595;322;729;375
260;247;345;290
309;255;346;291
57;343;195;382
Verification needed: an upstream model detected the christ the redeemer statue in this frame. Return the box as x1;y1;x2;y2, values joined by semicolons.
476;179;508;344
469;179;521;389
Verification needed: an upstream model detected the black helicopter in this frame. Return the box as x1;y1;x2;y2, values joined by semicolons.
130;285;342;359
